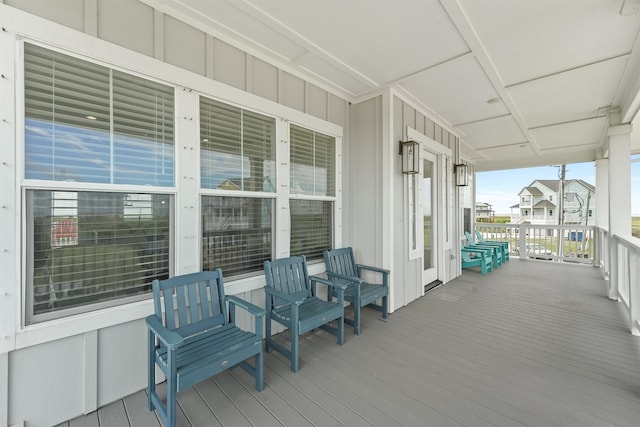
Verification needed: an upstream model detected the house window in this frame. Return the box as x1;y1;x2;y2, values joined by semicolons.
549;210;553;216
23;43;175;324
199;97;276;276
289;125;335;260
549;195;553;201
24;43;174;185
26;191;171;324
201;196;273;277
589;210;593;217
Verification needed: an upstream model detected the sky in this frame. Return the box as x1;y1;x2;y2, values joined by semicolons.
476;160;640;215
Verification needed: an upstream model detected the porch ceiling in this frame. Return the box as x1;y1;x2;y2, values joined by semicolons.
144;0;640;170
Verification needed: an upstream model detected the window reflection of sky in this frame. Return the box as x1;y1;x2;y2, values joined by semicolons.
25;118;174;186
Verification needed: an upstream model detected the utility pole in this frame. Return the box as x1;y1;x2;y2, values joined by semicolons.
558;164;566;226
557;164;566;259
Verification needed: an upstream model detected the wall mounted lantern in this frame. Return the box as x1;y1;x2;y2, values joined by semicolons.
454;163;469;186
399;140;420;174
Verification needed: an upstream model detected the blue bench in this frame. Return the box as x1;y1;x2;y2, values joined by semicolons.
146;270;264;427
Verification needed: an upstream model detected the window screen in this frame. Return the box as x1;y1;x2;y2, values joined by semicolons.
27;190;171;323
202;195;273;277
290;200;333;260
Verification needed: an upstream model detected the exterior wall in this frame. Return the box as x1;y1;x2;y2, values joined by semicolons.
0;2;348;426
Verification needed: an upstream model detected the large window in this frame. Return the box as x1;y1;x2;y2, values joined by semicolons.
23;43;175;323
27;191;171;324
24;43;174;185
289;125;335;260
200;97;276;276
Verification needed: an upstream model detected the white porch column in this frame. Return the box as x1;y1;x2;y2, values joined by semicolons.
595;159;609;273
607;124;632;303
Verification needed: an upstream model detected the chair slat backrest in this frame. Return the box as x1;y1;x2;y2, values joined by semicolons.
152;269;227;336
264;256;311;306
324;247;358;278
464;231;478;245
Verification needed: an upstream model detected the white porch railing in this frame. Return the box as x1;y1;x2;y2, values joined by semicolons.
597;228;640;335
473;222;640;335
473;223;595;264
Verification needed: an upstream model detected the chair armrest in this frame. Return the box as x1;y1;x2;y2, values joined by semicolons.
145;315;183;349
310;275;348;290
325;271;362;284
461;248;489;260
264;286;305;305
226;295;265;339
355;264;390;276
310;275;346;304
226;295;265;318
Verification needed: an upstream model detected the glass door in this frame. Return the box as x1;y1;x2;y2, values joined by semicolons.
422;151;438;285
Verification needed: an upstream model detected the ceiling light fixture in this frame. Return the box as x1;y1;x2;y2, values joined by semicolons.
86;115;97;120
486;97;501;105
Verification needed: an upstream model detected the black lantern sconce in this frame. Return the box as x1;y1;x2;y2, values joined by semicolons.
454;163;469;186
399;140;420;174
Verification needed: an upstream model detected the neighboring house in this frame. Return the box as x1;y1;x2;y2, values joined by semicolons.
475;202;494;221
510;179;595;225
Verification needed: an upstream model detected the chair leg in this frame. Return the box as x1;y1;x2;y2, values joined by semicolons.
382;295;388;319
291;325;299;373
265;312;272;353
147;331;155;411
337;314;344;345
167;351;177;427
255;352;264;391
354;303;361;335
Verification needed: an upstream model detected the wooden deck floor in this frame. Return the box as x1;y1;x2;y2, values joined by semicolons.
60;260;640;426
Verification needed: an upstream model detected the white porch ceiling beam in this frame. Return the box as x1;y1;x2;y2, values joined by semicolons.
439;0;541;155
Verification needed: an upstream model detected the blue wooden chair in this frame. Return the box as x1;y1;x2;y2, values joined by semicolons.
323;247;389;335
146;270;264;427
263;256;347;372
461;248;493;275
474;230;510;260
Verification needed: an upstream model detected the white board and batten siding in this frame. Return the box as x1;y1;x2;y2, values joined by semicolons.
0;2;348;426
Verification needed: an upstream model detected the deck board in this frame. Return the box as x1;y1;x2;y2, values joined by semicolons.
65;259;640;426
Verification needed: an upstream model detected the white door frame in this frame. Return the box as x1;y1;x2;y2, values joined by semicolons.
407;127;452;292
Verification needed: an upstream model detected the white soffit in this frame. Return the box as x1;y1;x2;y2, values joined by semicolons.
460;0;640;86
531;117;608;150
476;143;535;161
295;54;373;96
242;0;470;85
401;55;508;126
456;115;527;149
460;140;485;161
508;55;630;128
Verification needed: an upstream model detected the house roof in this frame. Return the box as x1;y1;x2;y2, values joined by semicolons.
533;180;560;192
533;200;556;208
521;186;543;196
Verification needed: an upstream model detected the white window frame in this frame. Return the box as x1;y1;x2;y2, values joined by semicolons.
8;15;343;346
